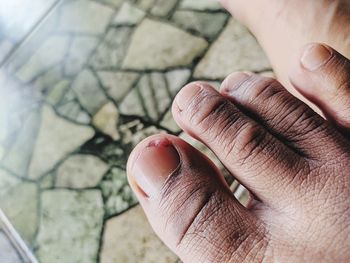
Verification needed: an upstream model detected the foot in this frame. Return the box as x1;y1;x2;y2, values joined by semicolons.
220;0;350;100
127;49;350;262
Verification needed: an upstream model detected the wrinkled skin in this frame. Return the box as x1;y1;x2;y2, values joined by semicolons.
127;1;350;262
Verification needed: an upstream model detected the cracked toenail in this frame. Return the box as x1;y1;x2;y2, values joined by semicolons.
132;138;180;197
301;43;332;71
175;83;202;112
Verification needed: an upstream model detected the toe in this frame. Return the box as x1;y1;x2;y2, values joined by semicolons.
127;134;267;263
289;43;350;135
172;82;306;205
220;72;337;158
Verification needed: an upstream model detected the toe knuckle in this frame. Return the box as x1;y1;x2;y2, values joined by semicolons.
229;123;269;165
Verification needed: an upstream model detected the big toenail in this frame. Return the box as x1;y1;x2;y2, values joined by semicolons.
301;43;332;71
175;83;202;111
221;72;250;93
132;139;180;197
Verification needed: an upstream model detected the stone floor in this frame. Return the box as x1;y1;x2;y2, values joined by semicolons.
0;0;271;262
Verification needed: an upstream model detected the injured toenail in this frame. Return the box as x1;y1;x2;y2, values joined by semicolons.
221;72;250;93
175;83;202;112
301;43;332;71
131;138;180;197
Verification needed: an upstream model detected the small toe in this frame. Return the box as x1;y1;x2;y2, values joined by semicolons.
289;43;350;135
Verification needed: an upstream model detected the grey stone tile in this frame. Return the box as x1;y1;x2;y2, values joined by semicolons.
28;105;94;179
97;71;139;103
0;178;39;246
63;36;99;76
194;19;271;79
58;0;115;34
179;0;223;11
150;0;178;17
56;154;109;189
90;27;133;70
100;206;178;263
119;69;190;122
1;109;41;177
72;69;108;115
15;36;70;83
171;10;228;39
92;101;120;140
100;166;137;217
112;2;146;26
122;19;208;70
36;190;104;263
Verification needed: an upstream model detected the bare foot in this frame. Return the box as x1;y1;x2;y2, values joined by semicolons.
220;0;350;99
127;48;350;262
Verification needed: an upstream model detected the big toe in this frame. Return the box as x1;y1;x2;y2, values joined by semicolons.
290;43;350;135
127;134;267;263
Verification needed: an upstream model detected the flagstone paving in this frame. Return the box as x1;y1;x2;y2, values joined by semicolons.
0;0;271;262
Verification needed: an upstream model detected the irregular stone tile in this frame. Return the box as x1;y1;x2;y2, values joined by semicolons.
72;69;108;115
92;102;120;140
0;231;23;263
0;169;20;195
64;36;99;76
0;181;39;246
1;109;41;177
165;69;191;94
95;0;124;8
58;0;114;34
194;19;270;79
134;0;156;11
46;80;71;106
16;36;70;83
97;71;139;103
112;2;145;26
119;120;167;149
100;167;137;217
150;0;178;17
122;19;208;70
33;65;63;93
120;69;190;121
0;40;13;64
160;109;181;133
37;190;104;263
28;105;95;179
39;173;55;190
172;10;227;39
90;27;133;70
56;154;109;189
179;0;223;10
119;88;145;117
81;136;125;167
56;100;91;125
100;206;178;263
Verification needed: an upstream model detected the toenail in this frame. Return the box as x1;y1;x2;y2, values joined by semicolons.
131;138;180;197
301;43;332;71
175;83;202;112
221;72;250;93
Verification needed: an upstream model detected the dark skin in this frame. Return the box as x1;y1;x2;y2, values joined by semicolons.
127;1;350;262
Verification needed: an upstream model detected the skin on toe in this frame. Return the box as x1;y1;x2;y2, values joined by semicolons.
289;43;350;135
172;81;307;206
170;74;350;262
127;134;268;263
